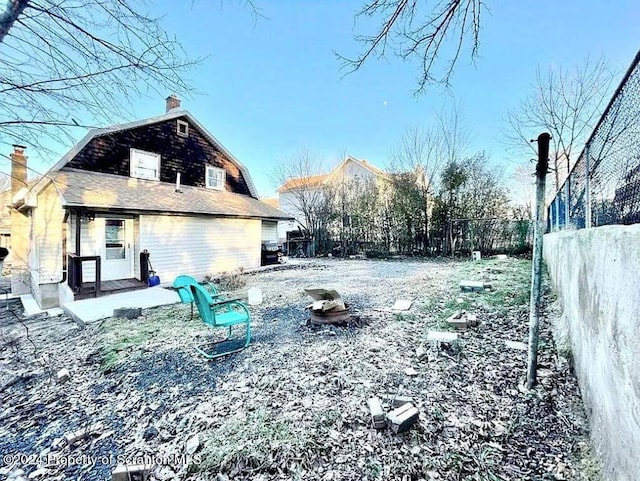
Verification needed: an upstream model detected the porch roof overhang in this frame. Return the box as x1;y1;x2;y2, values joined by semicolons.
51;169;293;221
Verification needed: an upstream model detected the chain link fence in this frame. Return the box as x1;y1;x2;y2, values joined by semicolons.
548;50;640;231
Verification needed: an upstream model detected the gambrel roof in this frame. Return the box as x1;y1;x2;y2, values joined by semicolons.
49;109;259;198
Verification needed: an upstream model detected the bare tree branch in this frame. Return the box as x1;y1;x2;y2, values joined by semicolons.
0;0;201;157
0;0;30;43
505;56;615;191
338;0;484;92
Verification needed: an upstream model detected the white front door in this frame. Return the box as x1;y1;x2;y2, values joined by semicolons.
101;218;134;281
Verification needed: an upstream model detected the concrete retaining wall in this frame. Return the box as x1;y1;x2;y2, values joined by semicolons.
543;225;640;481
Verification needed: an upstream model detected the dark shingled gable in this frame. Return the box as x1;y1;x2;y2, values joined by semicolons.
64;116;252;196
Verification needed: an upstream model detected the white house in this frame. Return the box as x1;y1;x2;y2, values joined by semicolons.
7;96;292;308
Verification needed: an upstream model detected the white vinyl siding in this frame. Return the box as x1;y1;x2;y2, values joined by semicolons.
261;221;278;243
139;215;261;282
31;184;65;284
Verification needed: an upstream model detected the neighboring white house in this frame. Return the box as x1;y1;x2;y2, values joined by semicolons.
276;156;387;249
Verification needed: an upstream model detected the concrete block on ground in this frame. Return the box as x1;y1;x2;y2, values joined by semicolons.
367;398;386;429
112;464;151;481
385;395;413;408
113;307;142;319
56;368;70;384
505;340;527;351
446;311;479;329
391;299;412;311
459;280;492;292
386;403;419;433
427;331;458;343
65;423;103;446
472;251;481;261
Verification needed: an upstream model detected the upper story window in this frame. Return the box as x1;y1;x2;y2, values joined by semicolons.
176;119;189;137
206;166;225;190
130;148;160;181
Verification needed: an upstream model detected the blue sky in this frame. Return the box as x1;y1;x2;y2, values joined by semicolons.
16;0;640;197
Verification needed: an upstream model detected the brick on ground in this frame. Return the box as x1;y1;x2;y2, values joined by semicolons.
367;398;386;429
65;423;103;446
459;280;492;292
56;368;70;384
386;403;419;433
385;395;413;408
446;311;479;329
112;464;151;481
427;331;458;343
113;307;142;319
505;340;527;351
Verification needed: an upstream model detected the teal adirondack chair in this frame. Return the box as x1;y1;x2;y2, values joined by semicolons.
189;283;252;359
173;275;223;319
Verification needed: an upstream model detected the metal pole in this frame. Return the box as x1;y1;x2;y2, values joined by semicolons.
564;181;570;228
585;144;592;228
527;132;550;388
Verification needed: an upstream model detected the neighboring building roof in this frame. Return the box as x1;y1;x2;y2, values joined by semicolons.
277;174;327;193
45;170;293;220
277;156;386;193
261;197;280;208
343;155;386;176
49;109;260;198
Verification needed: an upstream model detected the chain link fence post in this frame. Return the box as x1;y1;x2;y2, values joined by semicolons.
585;143;592;228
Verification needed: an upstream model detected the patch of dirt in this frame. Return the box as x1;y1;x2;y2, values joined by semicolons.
0;259;601;481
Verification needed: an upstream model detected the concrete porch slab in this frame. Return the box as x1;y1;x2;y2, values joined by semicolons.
61;286;179;325
20;294;65;317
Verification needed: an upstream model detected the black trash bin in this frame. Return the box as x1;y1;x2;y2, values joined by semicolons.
261;242;282;266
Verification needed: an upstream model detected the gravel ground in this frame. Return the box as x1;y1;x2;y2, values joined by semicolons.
0;259;600;481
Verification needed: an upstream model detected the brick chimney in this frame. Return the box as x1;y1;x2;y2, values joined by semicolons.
8;145;30;295
10;144;28;197
165;94;181;113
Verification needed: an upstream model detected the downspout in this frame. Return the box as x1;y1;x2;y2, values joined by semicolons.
75;210;81;255
60;210;69;283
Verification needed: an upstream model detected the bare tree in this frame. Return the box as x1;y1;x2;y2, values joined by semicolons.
387;105;470;253
339;0;484;91
0;0;198;158
272;149;333;255
506;57;615;190
388;126;442;253
510;165;535;219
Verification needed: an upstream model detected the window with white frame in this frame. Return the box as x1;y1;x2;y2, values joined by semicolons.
176;119;189;137
205;166;225;190
130;148;160;181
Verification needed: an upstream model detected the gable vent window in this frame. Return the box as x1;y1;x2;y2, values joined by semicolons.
177;119;189;137
206;166;225;190
130;148;160;181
